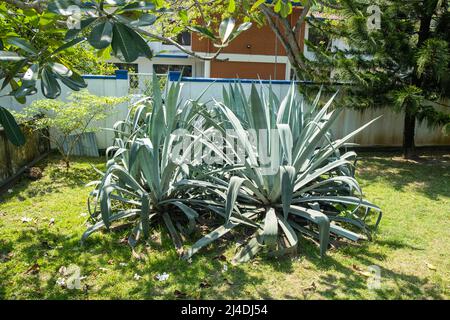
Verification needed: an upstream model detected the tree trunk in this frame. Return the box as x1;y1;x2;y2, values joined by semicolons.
403;106;416;159
402;6;433;159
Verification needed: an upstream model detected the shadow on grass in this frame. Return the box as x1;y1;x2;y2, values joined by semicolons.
307;239;443;299
356;151;450;201
0;154;104;202
1;221;445;300
0;224;266;300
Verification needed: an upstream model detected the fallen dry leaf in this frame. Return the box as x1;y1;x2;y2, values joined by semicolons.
25;263;40;275
59;266;67;275
132;249;143;260
174;290;187;299
302;282;317;292
0;251;13;262
154;272;170;281
133;273;142;280
176;247;185;256
352;264;372;277
199;281;211;289
352;264;363;271
56;277;66;287
426;263;437;271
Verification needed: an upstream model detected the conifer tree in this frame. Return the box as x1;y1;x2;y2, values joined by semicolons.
296;0;450;158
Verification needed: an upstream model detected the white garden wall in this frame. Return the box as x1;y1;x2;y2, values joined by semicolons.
0;71;129;150
168;72;450;147
1;70;448;152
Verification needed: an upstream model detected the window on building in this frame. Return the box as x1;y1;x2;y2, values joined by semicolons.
113;63;139;73
153;64;192;77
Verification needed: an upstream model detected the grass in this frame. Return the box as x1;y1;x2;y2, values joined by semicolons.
0;151;449;300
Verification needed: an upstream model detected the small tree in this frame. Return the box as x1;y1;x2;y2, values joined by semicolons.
17;90;127;168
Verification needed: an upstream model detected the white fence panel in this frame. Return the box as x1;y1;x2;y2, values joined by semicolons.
168;73;450;147
1;70;448;151
0;73;129;150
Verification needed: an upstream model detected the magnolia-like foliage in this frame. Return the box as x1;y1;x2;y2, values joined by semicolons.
0;1;252;145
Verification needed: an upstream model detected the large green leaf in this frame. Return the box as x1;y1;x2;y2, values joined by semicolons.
41;67;61;99
188;26;217;41
280;166;295;219
0;51;25;61
88;21;114;49
289;205;330;257
14;63;39;99
232;236;262;264
6;37;37;55
112;23;152;62
120;1;156;12
141;193;150;238
0;106;25;146
65;17;97;41
56;70;87;91
184;221;238;260
219;17;236;43
47;0;79;14
81;209;141;243
112;23;139;62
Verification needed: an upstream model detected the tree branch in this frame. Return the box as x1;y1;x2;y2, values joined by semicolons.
293;0;311;33
261;4;305;72
119;19;228;61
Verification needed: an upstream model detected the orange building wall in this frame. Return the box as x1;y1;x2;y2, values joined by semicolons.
211;61;286;80
192;8;305;57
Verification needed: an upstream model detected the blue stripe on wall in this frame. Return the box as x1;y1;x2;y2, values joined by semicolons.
82;70;129;80
168;71;306;85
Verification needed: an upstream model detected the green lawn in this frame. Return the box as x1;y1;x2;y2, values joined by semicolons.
0;152;449;300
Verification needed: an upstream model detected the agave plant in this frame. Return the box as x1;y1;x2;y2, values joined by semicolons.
82;75;217;250
184;82;383;263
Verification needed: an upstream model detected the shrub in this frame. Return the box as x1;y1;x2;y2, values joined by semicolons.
184;83;383;263
84;80;382;263
83;75;216;251
17;90;127;168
